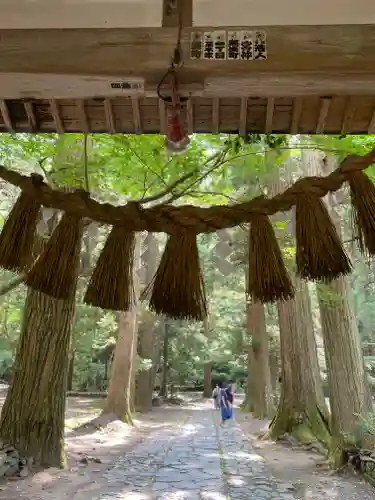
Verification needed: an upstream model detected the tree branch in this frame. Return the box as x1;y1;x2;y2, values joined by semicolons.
37;157;52;185
166;150;228;203
126;142;168;190
135;168;198;204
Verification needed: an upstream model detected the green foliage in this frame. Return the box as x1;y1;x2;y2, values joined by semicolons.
0;131;374;393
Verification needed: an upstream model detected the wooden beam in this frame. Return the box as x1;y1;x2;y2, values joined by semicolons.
265;98;275;133
186;96;193;135
76;100;89;132
0;100;13;133
131;97;142;133
239;97;248;136
316;98;331;133
0;25;375;92
204;73;375;98
159;99;167;134
212;98;220;134
341;98;356;134
104;98;116;133
290;97;303;134
24;100;37;131
49;99;64;133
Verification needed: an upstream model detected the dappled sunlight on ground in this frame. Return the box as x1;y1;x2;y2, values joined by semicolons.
0;396;374;499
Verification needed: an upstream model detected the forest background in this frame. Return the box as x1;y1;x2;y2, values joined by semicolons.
0;132;375;470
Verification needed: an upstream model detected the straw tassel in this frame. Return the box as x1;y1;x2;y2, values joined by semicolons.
295;193;351;281
142;231;207;321
84;226;136;311
247;213;294;302
0;174;44;272
25;212;84;299
347;170;375;256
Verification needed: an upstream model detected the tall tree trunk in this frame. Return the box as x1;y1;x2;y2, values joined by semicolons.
268;158;329;444
203;318;212;398
245;299;273;419
269;348;280;406
67;350;75;392
102;237;140;423
103;309;138;423
135;233;161;411
242;342;254;411
135;320;162;411
203;364;212;397
129;327;137;414
269;279;330;445
0;287;77;467
304;150;371;465
159;323;170;398
318;278;371;463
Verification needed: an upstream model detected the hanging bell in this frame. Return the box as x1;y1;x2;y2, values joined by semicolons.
165;109;190;154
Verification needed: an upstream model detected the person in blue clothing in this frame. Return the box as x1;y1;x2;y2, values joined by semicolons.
219;382;233;425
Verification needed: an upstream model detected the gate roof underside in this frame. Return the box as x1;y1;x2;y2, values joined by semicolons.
0;24;374;135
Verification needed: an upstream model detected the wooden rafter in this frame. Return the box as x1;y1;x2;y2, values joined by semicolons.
77;100;89;133
341;98;356;135
49;99;64;134
316;98;331;134
0;95;373;135
131;97;142;134
290;97;303;134
104;98;116;134
0;100;14;133
24;101;37;131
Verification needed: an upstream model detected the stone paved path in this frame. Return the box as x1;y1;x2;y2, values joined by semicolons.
99;409;296;500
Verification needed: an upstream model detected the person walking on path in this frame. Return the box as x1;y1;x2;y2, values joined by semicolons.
219;382;233;425
212;384;220;410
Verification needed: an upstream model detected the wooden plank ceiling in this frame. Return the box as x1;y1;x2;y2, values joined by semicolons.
0;22;374;134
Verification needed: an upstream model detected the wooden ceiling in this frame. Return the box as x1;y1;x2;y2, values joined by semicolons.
0;22;374;134
1;95;375;135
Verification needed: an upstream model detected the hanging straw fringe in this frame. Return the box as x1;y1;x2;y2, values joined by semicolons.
347;170;375;256
84;226;136;311
142;231;207;321
26;212;84;299
247;214;294;302
295;193;351;281
0;174;44;272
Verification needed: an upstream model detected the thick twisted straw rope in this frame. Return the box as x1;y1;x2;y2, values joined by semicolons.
1;149;375;234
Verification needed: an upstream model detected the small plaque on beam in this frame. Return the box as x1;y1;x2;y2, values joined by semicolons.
190;29;267;61
203;32;215;60
254;31;267;60
228;31;241;60
190;32;203;59
240;31;254;60
109;81;144;91
212;30;227;60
